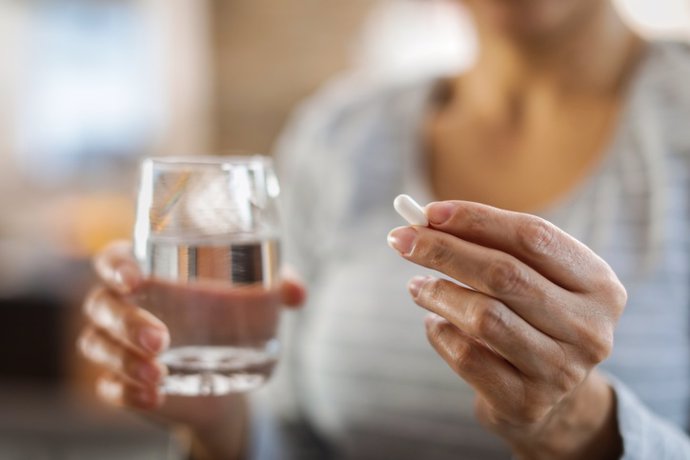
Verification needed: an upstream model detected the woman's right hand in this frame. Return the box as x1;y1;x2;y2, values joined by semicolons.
78;240;306;423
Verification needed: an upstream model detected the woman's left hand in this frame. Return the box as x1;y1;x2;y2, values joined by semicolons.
388;201;627;460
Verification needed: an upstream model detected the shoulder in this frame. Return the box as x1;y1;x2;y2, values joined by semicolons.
274;73;439;237
629;41;690;157
642;41;690;104
647;40;690;75
274;73;435;162
274;72;436;218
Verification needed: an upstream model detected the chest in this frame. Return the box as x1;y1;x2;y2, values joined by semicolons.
300;152;690;435
426;99;621;212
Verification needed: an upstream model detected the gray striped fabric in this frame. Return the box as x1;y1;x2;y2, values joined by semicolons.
267;41;690;459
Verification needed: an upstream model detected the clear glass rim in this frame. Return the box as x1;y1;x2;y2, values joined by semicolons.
145;154;273;169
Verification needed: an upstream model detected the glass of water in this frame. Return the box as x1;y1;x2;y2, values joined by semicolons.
133;155;282;396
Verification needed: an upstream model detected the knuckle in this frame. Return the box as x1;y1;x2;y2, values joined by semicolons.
590;331;614;363
512;390;551;425
77;328;97;359
82;335;112;369
423;278;446;303
552;357;586;393
517;404;549;425
485;257;527;295
450;339;475;371
96;376;113;399
425;317;443;344
425;317;446;345
507;381;552;425
519;217;557;256
613;283;628;312
423;239;455;269
575;320;614;363
476;402;507;428
464;205;492;234
83;287;106;318
594;265;628;308
87;333;126;371
110;346;128;373
427;319;476;372
466;297;508;340
119;308;144;340
606;277;628;314
123;385;158;409
120;353;143;380
96;375;123;405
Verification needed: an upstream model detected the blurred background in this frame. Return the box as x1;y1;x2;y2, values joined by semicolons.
0;0;688;458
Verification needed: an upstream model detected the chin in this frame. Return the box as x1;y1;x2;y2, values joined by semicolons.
467;0;603;40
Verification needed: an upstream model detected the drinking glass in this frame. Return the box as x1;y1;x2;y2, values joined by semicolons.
133;155;282;396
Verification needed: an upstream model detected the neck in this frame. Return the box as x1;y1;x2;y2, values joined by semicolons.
459;2;642;109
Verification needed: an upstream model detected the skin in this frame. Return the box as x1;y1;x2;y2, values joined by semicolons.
397;0;640;457
388;202;626;459
81;0;640;458
431;0;644;211
79;240;306;459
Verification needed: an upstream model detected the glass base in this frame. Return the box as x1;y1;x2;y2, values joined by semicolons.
159;343;278;396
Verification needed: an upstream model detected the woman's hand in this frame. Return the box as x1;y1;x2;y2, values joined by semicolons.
78;240;306;458
388;201;627;460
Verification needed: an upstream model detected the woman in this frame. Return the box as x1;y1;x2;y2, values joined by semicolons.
79;0;690;458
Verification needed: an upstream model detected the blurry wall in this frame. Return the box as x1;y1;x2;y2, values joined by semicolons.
0;3;28;204
0;0;687;311
210;0;376;153
0;0;688;457
0;2;380;455
0;0;382;387
615;0;690;38
209;0;690;154
143;0;216;157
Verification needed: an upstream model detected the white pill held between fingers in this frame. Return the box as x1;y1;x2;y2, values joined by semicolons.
394;194;429;226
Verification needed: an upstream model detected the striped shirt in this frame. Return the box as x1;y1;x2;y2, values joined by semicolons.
263;41;690;459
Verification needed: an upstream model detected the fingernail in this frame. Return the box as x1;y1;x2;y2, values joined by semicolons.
408;276;431;297
424;312;442;328
139;327;169;354
134;389;158;407
387;227;417;255
137;361;166;384
426;202;454;226
113;264;141;293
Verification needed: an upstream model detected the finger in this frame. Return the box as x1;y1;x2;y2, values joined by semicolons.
389;226;581;341
84;287;169;356
280;267;307;308
96;373;163;410
424;201;613;292
93;240;142;294
424;314;529;422
79;326;167;388
409;277;561;378
281;279;307;308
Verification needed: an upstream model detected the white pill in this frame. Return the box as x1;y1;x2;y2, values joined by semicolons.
394;194;428;226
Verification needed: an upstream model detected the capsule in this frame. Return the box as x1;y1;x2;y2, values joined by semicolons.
393;194;428;226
